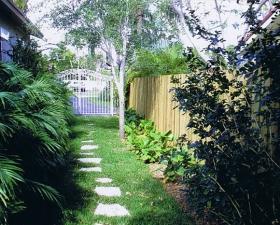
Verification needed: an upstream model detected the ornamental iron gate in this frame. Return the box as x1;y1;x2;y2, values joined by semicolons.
58;69;115;115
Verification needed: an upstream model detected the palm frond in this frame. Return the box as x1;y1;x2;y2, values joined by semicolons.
0;156;23;207
25;180;62;208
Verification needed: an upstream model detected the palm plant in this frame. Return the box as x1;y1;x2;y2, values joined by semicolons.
0;63;73;224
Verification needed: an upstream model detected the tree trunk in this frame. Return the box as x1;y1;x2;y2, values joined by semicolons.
118;55;126;139
136;8;144;35
119;92;125;139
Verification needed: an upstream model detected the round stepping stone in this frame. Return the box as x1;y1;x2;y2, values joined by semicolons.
94;203;129;217
78;158;102;164
94;187;121;197
80;152;94;156
96;178;112;184
81;145;98;151
79;167;102;172
81;140;94;143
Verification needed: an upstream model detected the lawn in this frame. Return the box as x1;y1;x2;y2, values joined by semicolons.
61;116;193;225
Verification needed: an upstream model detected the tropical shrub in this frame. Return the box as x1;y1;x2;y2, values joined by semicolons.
128;44;188;78
172;14;280;225
12;39;49;77
125;118;174;163
125;108;143;125
0;63;73;225
125;109;194;181
161;135;197;182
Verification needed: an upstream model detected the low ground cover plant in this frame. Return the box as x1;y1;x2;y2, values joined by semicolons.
0;63;73;225
125;109;194;181
125;112;174;163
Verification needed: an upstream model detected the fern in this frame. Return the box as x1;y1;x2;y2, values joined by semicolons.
0;62;73;223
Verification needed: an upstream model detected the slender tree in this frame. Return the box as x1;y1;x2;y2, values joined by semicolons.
51;0;160;138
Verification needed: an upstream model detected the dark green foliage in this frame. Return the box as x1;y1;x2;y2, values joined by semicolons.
11;40;49;77
125;108;143;125
128;44;188;78
0;63;73;224
174;52;280;225
172;4;280;224
48;42;78;73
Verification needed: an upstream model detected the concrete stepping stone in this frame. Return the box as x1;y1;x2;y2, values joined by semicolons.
96;178;112;183
94;203;129;217
78;158;102;164
81;140;94;143
79;167;102;172
80;152;94;156
94;187;121;197
81;145;98;151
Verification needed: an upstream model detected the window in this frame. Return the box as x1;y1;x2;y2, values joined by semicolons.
0;27;11;62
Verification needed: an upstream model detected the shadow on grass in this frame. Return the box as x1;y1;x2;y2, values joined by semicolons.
8;122;93;225
56;152;93;225
56;118;94;224
69;118;89;139
87;116;119;130
127;210;192;225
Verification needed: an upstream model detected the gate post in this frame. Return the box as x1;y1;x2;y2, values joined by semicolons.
110;80;114;116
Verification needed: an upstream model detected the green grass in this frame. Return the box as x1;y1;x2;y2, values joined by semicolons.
62;116;193;225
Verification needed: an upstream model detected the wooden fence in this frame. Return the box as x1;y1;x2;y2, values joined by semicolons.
128;74;198;139
128;74;279;152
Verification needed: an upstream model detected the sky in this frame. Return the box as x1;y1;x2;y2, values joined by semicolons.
27;0;65;44
26;0;254;55
27;0;89;56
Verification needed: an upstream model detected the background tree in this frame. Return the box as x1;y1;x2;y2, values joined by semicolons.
51;0;162;138
48;42;78;73
159;0;247;61
13;0;28;12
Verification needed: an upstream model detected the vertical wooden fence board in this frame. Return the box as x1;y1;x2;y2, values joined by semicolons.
129;74;193;139
128;73;278;147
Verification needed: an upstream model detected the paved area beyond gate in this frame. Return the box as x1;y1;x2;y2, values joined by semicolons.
58;69;115;115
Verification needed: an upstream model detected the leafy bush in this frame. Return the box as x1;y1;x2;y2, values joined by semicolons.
161;135;197;182
125;108;143;125
128;44;188;78
0;63;73;224
125;118;174;163
12;39;49;77
125;109;194;181
173;48;280;225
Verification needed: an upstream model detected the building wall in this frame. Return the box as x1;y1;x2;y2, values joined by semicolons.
0;12;25;62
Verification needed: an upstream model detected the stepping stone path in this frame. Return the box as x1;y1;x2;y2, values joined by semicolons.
82;140;94;143
94;187;121;197
78;126;130;222
78;158;102;164
80;152;95;156
81;145;99;151
94;203;130;217
96;178;112;183
79;167;102;172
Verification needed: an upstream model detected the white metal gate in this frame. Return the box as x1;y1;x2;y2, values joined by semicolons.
58;69;114;115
